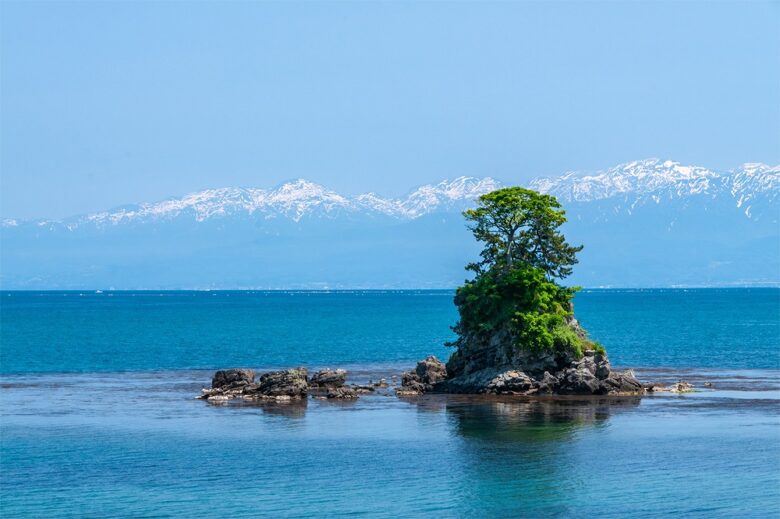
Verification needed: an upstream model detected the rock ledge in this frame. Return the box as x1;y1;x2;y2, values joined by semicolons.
399;349;644;396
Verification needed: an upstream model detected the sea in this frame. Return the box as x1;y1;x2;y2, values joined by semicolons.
1;289;779;517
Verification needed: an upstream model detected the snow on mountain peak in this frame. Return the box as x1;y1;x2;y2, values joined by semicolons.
731;163;780;191
526;159;778;220
528;159;777;203
5;161;777;229
67;175;501;227
400;176;501;217
261;179;354;221
433;175;501;197
738;162;780;175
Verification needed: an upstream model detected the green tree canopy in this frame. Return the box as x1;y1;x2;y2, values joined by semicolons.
448;187;600;362
463;187;583;278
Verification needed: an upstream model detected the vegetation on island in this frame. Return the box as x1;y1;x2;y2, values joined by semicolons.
450;187;603;359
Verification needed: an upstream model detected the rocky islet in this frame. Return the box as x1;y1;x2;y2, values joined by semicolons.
198;356;691;403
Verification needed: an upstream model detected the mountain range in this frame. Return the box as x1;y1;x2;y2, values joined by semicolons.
2;159;778;288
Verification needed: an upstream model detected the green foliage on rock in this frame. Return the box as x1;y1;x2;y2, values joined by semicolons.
451;187;600;359
463;187;583;278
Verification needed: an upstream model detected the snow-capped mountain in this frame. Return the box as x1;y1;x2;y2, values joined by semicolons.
83;180;355;225
1;160;778;289
12;176;502;229
6;159;776;229
531;159;722;202
398;176;502;218
529;159;779;219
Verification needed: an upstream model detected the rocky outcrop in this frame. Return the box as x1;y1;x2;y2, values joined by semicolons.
198;368;257;401
647;381;694;393
443;348;643;396
485;370;537;394
556;352;643;395
199;367;309;402
212;368;255;389
535;371;559;394
397;356;447;396
310;369;347;388
251;368;309;399
326;386;359;399
351;385;377;394
447;329;571;380
435;314;647;396
199;341;644;403
199;367;377;402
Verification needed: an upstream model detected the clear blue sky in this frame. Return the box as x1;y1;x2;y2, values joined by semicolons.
1;0;778;219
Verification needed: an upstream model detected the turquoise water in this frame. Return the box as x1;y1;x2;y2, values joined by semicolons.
1;289;780;517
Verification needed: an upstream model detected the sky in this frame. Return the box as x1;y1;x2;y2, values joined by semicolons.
1;0;778;220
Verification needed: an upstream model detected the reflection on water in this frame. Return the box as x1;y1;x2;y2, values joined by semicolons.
225;399;311;419
444;396;640;442
402;394;641;443
395;395;647;516
445;397;637;517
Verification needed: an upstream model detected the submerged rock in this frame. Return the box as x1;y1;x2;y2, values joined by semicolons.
326;386;359;399
647;380;694;393
671;381;694;393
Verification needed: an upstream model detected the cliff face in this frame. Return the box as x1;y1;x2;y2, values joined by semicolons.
443;317;644;396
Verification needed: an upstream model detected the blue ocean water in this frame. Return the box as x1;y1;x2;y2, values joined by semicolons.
1;288;779;373
1;289;779;517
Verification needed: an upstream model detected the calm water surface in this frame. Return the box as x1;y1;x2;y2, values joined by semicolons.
1;289;779;517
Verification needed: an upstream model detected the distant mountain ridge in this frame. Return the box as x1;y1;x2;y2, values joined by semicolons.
2;176;503;228
530;159;778;220
4;159;776;228
2;159;778;289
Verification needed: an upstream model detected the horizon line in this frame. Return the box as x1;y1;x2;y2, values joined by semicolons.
2;285;778;292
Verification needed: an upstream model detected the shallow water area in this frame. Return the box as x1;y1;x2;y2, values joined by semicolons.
2;368;779;517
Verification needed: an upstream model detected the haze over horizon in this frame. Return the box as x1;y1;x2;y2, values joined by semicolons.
3;159;776;289
2;1;778;219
